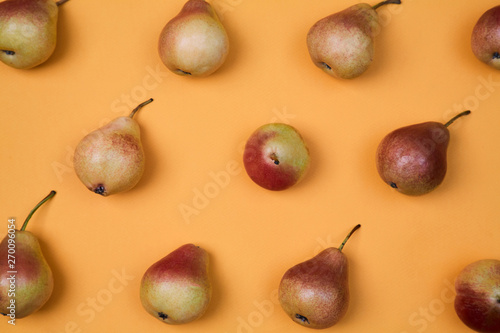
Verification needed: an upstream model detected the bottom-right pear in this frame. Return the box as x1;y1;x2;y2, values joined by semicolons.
278;224;361;329
376;110;471;195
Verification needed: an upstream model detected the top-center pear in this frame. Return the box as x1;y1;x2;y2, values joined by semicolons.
158;0;229;77
307;0;401;79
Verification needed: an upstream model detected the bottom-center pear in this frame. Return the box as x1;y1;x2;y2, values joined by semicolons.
140;244;212;325
279;224;361;329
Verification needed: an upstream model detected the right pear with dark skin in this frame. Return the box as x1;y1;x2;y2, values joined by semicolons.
376;110;471;196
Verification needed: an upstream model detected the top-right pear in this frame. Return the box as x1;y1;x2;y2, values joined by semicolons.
306;0;401;79
471;6;500;70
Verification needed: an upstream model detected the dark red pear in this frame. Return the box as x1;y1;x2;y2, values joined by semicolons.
376;110;471;196
278;224;361;329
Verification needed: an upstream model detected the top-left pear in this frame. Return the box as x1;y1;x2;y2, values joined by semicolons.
0;0;69;69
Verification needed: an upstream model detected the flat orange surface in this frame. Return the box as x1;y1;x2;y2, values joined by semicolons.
1;0;500;332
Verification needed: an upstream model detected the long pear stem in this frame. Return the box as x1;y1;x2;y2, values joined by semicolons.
129;98;154;118
56;0;70;6
444;110;471;128
21;191;56;231
338;224;361;252
372;0;402;10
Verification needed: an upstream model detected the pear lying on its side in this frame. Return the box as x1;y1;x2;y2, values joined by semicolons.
140;244;212;325
0;191;56;319
73;99;154;197
158;0;229;77
0;0;69;69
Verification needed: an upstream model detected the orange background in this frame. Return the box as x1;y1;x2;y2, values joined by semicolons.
1;0;500;332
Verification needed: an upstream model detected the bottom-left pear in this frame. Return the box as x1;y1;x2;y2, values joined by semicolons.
0;190;56;319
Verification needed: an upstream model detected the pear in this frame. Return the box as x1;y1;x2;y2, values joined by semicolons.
73;98;153;197
279;224;361;329
471;6;500;70
0;190;56;319
158;0;229;77
0;0;69;69
376;110;471;196
306;0;401;79
140;244;212;325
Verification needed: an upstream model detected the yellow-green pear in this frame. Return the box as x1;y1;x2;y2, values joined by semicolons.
158;0;229;77
73;99;153;197
0;0;69;69
140;244;212;325
0;191;56;319
307;0;401;79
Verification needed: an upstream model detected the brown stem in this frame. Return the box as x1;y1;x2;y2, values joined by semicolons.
338;224;361;252
372;0;402;10
129;98;154;118
444;110;471;127
56;0;70;6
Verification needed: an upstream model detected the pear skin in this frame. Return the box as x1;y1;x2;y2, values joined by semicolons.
73;99;153;196
306;0;401;79
140;244;212;325
0;0;69;69
471;6;500;70
376;111;471;196
158;0;229;77
279;225;361;329
0;191;55;319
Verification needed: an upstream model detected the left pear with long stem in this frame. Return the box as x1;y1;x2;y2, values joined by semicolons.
279;224;361;329
0;0;70;69
0;190;56;318
73;99;154;197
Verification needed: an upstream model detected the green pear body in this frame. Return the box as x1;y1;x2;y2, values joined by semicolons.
140;244;212;325
307;3;379;79
279;248;350;329
0;230;53;318
158;0;229;77
73;116;144;196
0;0;59;69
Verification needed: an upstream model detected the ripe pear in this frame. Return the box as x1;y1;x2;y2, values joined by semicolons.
454;259;500;333
140;244;212;325
279;224;361;329
471;6;500;70
0;0;69;69
376;110;471;196
158;0;229;77
0;190;56;319
307;0;401;79
73;98;153;197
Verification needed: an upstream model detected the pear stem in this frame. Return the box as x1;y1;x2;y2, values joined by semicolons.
444;110;471;128
56;0;70;6
21;191;56;231
372;0;402;10
129;98;154;118
338;224;361;252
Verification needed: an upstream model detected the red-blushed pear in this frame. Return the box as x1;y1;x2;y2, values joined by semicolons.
376;110;471;196
158;0;229;77
243;123;310;191
0;0;69;69
140;244;212;325
454;259;500;333
471;6;500;70
278;224;361;329
306;0;401;79
73;98;154;197
0;191;56;319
